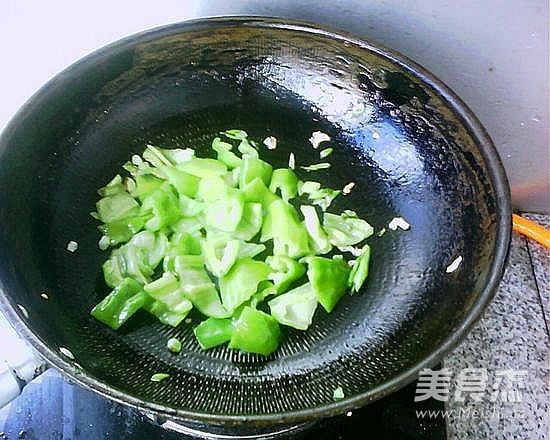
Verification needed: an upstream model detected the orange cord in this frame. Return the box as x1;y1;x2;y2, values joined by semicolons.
512;214;550;248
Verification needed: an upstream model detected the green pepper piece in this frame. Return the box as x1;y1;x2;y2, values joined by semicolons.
143;145;194;167
132;174;164;202
232;202;263;240
91;278;147;329
177;157;227;178
307;256;351;313
141;186;181;232
205;188;244;232
260;199;311;258
212;137;242;169
300;205;332;254
228;307;281;356
103;231;168;287
219;258;271;312
197;176;228;202
323;210;374;246
239;155;273;188
98;215;148;247
241;177;279;209
266;255;306;293
162;232;202;272
269;168;298;201
172;216;204;235
161;167;200;198
194;318;234;349
96;193;140;223
98;175;125;197
128;230;169;269
309;188;341;211
143;296;191;327
348;244;371;293
144;273;192;313
102;253;126;288
250;280;278;308
221;129;248;141
269;282;318;330
202;238;240;277
237;138;259;158
174;256;230;318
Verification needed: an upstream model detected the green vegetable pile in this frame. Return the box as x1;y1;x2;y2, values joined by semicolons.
90;130;373;356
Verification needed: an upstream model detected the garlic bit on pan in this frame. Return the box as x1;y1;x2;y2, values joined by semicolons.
263;136;277;150
446;255;463;273
388;217;410;231
309;131;330;149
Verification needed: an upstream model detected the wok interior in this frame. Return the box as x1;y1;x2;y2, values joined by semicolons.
0;21;500;419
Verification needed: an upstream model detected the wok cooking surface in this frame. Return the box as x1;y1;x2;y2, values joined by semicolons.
0;17;510;425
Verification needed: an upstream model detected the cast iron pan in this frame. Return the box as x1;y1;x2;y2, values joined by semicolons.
0;17;511;426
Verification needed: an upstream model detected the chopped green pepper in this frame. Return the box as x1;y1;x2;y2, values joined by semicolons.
228;307;281;355
91;278;147;329
300;205;332;254
174;256;230;318
269;282;318;330
212;137;242;169
194;318;234;349
144;296;191;327
141;186;181;231
205;188;244;232
323;210;374;246
266;255;306;293
177;157;227;178
269;168;298;201
219;258;271;312
132;174;164;202
241;177;279;209
239;155;273;188
232;202;262;240
161;167;200;198
96;193;140;223
348;244;371;293
307;256;351;312
261;199;311;258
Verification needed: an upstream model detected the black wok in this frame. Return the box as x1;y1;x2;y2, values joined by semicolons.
0;17;511;428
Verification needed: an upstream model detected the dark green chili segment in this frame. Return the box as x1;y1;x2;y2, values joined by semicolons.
90;131;376;355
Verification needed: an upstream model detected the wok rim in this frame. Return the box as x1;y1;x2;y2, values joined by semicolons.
0;16;512;425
